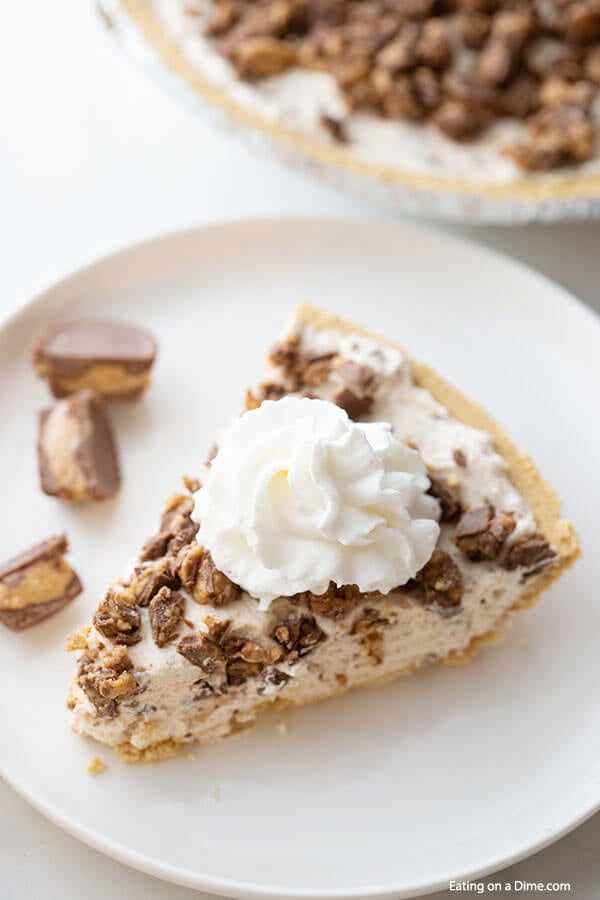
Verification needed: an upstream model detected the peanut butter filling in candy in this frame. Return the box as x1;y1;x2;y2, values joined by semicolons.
38;389;121;502
32;319;157;401
0;534;82;631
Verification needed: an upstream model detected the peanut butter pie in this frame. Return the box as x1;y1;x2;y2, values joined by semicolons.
66;304;579;762
123;0;600;182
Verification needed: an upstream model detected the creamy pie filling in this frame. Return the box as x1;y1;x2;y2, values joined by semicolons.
67;313;563;758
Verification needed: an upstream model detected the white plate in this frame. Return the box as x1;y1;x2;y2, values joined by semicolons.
1;218;599;899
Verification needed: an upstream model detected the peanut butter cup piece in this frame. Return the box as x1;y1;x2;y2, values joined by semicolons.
428;474;462;521
453;505;516;561
333;361;377;420
503;535;556;571
38;389;120;502
272;612;326;662
32;319;157;401
0;534;82;630
415;549;463;609
149;587;185;647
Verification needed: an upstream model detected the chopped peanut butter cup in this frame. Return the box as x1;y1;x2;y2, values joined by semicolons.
38;389;121;502
0;535;82;631
33;319;157;401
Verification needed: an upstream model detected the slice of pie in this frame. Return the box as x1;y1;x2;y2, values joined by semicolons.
67;303;579;762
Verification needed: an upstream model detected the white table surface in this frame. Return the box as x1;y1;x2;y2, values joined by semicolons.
1;3;599;898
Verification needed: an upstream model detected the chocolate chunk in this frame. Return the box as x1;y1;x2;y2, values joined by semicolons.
132;558;180;607
32;319;157;401
177;632;226;674
0;534;82;631
140;494;199;562
333;361;377;420
246;381;287;410
293;582;363;621
190;550;242;607
261;382;287;401
149;587;185;647
273;612;326;662
93;586;141;645
453;505;516;561
38;389;120;502
78;652;137;717
428;474;462;521
176;543;203;592
415;549;463;609
179;616;267;685
503;535;556;571
506;105;595;170
268;333;340;392
78;658;118;718
302;352;338;387
231;36;297;78
222;631;266;685
269;334;301;377
433;99;486;141
226;657;264;687
418;18;452;69
457;12;491;50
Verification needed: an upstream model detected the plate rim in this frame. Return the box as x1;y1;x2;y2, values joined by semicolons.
1;215;600;899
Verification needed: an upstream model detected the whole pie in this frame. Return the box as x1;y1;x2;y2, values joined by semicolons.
118;0;600;189
67;304;579;762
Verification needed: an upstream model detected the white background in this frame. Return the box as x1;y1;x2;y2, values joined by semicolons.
1;2;599;898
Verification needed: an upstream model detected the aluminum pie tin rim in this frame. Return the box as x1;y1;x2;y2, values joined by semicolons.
106;0;600;222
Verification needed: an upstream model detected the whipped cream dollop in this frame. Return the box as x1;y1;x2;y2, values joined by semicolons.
196;397;440;609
